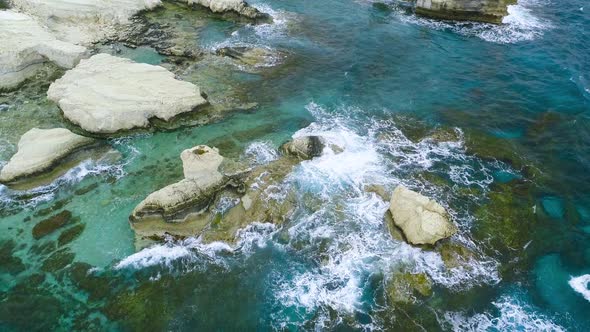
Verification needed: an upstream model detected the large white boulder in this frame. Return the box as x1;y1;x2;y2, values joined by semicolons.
0;11;88;90
0;128;96;185
10;0;162;44
184;0;267;19
388;185;457;245
47;54;208;135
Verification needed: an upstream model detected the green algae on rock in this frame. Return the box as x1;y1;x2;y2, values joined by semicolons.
32;210;73;240
386;272;433;304
58;223;86;247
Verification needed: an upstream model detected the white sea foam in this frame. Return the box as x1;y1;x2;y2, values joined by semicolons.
115;222;278;270
115;237;233;271
0;154;128;211
273;102;500;326
443;295;565;331
243;140;279;165
390;0;552;44
569;274;590;302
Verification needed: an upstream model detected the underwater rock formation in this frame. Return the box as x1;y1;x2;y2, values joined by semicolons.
47;54;208;135
0;11;88;90
415;0;516;24
388;185;457;245
0;128;97;187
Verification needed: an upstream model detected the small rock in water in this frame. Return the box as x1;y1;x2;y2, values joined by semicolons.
32;210;73;239
388;185;457;245
0;104;9;112
280;136;325;160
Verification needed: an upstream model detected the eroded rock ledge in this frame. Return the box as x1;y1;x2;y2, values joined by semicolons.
415;0;516;24
47;53;209;136
0;128;98;189
129;137;323;249
0;11;88;90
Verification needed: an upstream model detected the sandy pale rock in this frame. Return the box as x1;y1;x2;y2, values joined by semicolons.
415;0;516;24
10;0;162;44
130;145;225;227
47;54;208;135
388;185;457;245
0;11;88;90
183;0;267;19
0;128;96;185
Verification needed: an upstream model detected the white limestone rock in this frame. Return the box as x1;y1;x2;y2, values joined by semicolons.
415;0;515;24
184;0;267;19
10;0;162;44
0;11;88;90
47;54;208;135
388;185;457;245
130;145;225;224
0;128;96;185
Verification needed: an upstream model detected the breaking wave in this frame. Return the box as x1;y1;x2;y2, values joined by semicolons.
443;295;565;331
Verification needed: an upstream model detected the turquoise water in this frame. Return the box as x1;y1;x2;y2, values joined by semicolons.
1;0;590;330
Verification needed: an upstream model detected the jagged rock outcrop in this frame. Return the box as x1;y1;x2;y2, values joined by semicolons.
216;47;278;67
388;185;457;245
47;54;208;135
129;146;227;242
281;136;325;160
9;0;162;44
415;0;516;24
182;0;268;19
129;145;299;249
0;128;97;187
0;11;88;90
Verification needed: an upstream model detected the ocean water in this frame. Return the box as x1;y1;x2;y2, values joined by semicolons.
1;0;590;330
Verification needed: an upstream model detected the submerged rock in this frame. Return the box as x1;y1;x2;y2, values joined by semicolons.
32;210;73;239
0;128;97;188
182;0;269;20
386;272;433;304
415;0;516;24
47;54;208;135
10;0;162;45
281;136;325;160
388;185;457;245
0;11;88;90
216;47;278;67
57;223;86;247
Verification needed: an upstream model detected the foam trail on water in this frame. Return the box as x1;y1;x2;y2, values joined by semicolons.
115;222;278;270
569;274;590;302
243;141;279;165
443;295;565;331
388;0;552;44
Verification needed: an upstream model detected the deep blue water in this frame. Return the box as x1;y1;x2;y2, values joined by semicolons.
1;0;590;330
